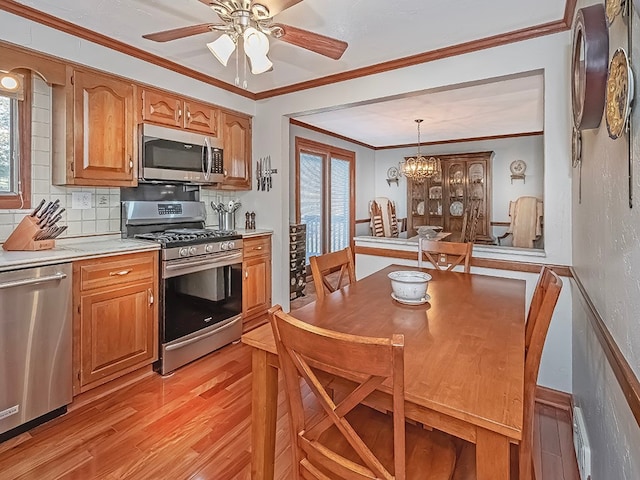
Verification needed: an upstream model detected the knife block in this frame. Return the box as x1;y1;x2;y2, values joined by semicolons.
2;215;55;251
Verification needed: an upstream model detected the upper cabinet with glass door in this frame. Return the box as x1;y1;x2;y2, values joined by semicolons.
407;151;493;243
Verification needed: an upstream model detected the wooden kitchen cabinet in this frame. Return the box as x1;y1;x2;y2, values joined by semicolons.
141;88;220;137
73;251;158;394
242;235;271;332
54;69;136;186
219;111;252;190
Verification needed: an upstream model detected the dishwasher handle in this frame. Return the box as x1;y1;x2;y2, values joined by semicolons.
0;272;68;290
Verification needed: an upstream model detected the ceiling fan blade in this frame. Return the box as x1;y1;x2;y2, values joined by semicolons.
275;24;348;60
142;24;216;42
260;0;304;16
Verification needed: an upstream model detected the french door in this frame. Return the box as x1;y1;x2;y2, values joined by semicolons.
295;138;355;264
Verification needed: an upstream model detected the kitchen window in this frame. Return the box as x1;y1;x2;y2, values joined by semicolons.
0;71;31;209
295;137;355;264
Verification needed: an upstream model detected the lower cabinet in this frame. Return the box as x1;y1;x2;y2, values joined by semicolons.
242;235;272;332
73;251;158;394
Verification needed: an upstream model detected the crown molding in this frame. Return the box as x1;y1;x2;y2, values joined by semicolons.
1;0;576;101
0;0;255;99
291;119;543;150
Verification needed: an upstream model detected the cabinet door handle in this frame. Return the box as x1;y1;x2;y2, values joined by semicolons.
254;246;263;250
245;270;248;279
186;109;191;121
128;156;133;172
177;108;182;121
109;269;132;276
148;288;154;305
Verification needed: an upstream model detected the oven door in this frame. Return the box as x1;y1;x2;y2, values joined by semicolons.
159;250;242;374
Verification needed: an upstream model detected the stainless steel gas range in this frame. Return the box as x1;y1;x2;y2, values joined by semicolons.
122;199;243;375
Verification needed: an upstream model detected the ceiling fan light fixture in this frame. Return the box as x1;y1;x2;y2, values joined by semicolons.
243;27;269;55
246;51;273;74
243;27;271;74
207;33;236;66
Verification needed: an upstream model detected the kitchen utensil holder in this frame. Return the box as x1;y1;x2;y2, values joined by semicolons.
2;216;55;251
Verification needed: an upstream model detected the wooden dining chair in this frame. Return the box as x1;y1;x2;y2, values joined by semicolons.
451;269;562;480
525;266;555;355
309;246;356;301
269;305;456;480
418;239;473;273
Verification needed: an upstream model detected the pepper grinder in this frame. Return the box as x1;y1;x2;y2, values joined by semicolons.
245;211;250;230
250;211;256;230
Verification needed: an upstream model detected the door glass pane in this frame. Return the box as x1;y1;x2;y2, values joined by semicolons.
299;152;323;263
330;157;350;252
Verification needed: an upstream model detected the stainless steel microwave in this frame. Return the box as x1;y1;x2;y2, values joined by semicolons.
139;123;224;184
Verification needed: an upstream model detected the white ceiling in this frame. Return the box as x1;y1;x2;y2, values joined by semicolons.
10;0;557;145
294;72;545;147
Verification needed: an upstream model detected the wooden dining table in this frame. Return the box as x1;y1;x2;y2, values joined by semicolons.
242;264;526;480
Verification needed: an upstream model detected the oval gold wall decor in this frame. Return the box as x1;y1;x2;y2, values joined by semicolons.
572;4;609;130
606;0;625;25
606;48;634;139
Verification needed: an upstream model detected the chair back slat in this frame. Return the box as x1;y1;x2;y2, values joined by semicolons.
418;239;473;273
269;305;405;480
519;270;562;480
310;247;356;301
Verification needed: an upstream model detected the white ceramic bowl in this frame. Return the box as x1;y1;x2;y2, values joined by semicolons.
388;271;432;301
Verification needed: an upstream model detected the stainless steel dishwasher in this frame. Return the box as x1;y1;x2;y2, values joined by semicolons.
0;263;72;441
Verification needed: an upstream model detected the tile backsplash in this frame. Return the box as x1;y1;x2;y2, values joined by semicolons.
1;76;121;243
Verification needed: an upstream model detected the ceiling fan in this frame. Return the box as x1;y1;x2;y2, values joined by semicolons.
142;0;348;76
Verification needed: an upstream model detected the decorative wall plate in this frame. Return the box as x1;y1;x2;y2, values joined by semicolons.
571;4;609;130
606;0;625;24
450;201;463;217
510;160;527;175
387;166;399;179
606;48;634;139
572;127;582;168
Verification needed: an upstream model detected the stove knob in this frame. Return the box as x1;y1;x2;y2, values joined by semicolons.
227;241;235;250
220;241;228;251
179;247;189;257
189;246;197;256
205;244;214;253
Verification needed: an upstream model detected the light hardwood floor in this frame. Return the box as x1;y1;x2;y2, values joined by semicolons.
0;278;578;479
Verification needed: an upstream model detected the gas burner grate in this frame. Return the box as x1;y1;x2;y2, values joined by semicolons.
134;229;241;247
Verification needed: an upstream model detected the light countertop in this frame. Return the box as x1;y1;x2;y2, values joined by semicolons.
0;237;160;272
0;229;274;272
235;228;273;237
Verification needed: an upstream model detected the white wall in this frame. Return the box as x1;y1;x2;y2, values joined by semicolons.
374;134;544;242
571;1;640;477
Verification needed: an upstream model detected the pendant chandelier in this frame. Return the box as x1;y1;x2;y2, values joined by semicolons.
399;119;441;183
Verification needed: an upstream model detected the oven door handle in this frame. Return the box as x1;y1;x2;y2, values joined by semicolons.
165;315;242;351
163;251;242;278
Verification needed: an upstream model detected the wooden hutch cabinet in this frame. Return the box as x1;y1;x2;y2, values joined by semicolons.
406;151;493;244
